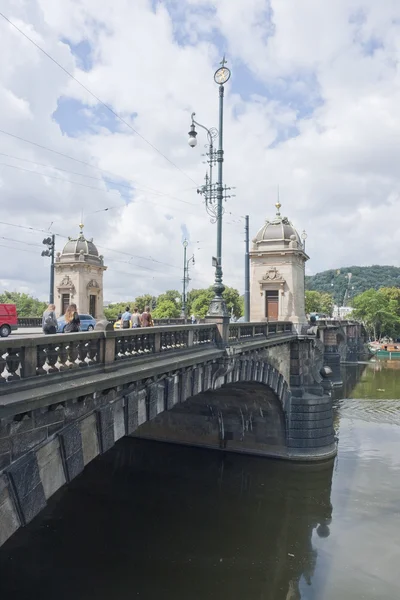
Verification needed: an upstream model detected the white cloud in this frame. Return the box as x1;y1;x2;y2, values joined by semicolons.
1;0;400;304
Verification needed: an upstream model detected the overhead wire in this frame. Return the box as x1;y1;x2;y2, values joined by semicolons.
0;11;198;185
0;220;182;271
0;147;199;207
0;161;203;216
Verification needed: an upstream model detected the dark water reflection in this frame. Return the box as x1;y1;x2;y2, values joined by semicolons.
1;361;400;599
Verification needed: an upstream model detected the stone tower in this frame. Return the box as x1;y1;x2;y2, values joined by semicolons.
250;202;308;331
54;224;107;318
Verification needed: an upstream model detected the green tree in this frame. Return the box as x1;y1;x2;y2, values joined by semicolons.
305;291;334;316
187;286;243;319
152;299;180;319
186;289;208;316
223;286;243;317
157;290;181;305
134;294;155;313
352;288;400;339
0;291;47;317
190;289;214;318
306;265;400;302
104;302;132;321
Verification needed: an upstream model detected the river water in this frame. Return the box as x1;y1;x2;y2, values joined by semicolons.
0;361;399;599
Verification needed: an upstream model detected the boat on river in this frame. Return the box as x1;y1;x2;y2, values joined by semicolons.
370;342;400;359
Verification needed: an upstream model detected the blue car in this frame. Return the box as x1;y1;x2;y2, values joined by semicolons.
57;313;96;333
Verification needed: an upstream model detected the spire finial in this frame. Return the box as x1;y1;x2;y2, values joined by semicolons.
79;209;84;236
275;185;281;216
220;55;227;67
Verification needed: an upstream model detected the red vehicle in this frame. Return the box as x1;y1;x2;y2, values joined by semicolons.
0;304;18;337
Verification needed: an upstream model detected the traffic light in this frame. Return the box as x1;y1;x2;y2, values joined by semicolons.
41;235;55;303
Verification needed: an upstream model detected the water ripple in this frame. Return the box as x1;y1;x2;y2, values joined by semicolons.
335;399;400;426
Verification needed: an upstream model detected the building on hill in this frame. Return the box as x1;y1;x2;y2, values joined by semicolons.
54;224;107;318
250;202;308;331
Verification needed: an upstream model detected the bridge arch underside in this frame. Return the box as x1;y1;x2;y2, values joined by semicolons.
0;350;335;548
134;382;287;458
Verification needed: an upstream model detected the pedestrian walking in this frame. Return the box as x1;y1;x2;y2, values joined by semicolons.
121;306;132;329
141;306;154;327
131;307;141;328
64;303;80;333
191;314;197;324
42;303;58;335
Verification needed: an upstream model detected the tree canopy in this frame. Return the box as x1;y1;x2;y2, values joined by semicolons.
0;291;47;317
351;287;400;340
305;291;334;315
103;286;244;321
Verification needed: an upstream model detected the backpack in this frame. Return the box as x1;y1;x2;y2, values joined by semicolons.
45;312;54;325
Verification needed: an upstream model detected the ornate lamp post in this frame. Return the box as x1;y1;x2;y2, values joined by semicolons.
188;57;233;318
181;239;195;319
301;230;308;251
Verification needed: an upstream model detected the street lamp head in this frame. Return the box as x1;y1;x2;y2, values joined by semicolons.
182;239;188;248
301;230;308;241
188;122;197;148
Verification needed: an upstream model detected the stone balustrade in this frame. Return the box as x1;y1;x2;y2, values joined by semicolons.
0;322;294;386
0;325;219;385
228;321;292;342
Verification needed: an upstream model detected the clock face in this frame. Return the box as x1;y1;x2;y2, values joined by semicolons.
214;67;231;85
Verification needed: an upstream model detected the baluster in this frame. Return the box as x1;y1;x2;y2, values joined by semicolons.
84;338;98;365
115;337;123;359
56;342;69;371
36;346;47;375
66;341;79;368
160;331;166;351
0;351;7;384
46;343;59;373
5;348;21;381
144;332;152;353
124;335;133;357
121;336;130;358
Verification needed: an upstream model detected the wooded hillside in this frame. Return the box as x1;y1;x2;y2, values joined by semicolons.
305;265;400;305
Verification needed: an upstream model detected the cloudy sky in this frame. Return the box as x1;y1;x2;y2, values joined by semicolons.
1;0;400;302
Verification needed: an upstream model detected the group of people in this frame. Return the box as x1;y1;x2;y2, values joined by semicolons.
118;306;154;328
42;303;80;335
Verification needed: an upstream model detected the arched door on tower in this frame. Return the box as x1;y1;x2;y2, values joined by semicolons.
89;295;96;318
265;290;279;320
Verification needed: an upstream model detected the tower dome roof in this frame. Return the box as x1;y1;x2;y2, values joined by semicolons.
59;224;103;266
253;203;302;249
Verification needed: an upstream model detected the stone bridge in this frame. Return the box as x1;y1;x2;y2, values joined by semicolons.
308;319;368;385
0;319;364;546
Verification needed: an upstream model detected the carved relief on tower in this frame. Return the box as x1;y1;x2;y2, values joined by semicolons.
87;279;100;290
260;267;285;283
57;275;76;293
56;274;76;300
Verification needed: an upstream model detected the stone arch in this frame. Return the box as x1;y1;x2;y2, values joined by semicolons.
134;356;290;456
211;353;291;415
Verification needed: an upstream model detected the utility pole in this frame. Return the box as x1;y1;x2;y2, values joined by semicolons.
42;235;55;304
244;215;250;322
188;56;233;318
182;239;188;318
181;239;195;319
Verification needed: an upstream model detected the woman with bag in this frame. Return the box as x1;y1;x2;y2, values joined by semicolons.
42;304;58;335
64;303;81;333
141;306;154;327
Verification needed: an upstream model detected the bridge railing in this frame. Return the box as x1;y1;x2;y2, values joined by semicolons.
0;321;294;386
0;324;217;386
228;321;292;342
